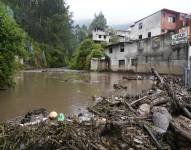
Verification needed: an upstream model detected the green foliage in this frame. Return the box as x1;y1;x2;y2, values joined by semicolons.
0;1;26;88
71;39;104;70
3;0;75;67
89;12;107;32
74;24;88;45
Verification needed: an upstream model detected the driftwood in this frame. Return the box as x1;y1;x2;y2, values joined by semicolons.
151;68;191;119
170;115;191;141
130;96;149;106
130;91;163;107
151;97;169;107
138;122;162;150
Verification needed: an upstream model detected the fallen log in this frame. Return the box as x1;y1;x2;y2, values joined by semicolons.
130;96;149;106
151;97;169;107
170;115;191;142
151;68;191;119
138;122;162;150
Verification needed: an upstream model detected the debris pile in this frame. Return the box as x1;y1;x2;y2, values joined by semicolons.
1;68;191;149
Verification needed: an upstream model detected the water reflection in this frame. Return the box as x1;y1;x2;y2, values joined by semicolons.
0;71;153;121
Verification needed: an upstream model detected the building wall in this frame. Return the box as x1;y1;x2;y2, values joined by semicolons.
130;11;162;40
92;30;110;43
90;58;109;71
161;10;178;31
105;34;187;74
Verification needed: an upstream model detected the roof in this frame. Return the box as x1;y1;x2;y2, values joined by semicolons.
134;8;184;24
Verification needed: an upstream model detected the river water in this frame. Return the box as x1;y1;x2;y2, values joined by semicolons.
0;70;153;122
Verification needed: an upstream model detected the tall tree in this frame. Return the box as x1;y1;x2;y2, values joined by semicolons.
89;12;107;32
3;0;75;67
74;24;88;45
0;1;26;88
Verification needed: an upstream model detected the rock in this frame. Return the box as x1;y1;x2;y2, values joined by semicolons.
138;104;150;116
152;107;172;120
49;111;58;120
152;107;172;132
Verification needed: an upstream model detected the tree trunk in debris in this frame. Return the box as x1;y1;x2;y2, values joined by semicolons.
151;67;191;119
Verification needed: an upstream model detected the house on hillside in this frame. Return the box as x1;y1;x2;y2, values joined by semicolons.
92;28;110;43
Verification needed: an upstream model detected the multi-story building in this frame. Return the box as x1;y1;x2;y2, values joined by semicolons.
115;30;131;42
92;28;110;43
103;9;191;74
129;9;187;40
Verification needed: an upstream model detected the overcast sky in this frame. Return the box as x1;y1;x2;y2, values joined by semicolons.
66;0;191;25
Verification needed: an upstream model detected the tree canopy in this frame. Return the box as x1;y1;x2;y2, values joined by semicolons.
89;12;107;32
3;0;75;67
0;1;26;88
71;39;104;70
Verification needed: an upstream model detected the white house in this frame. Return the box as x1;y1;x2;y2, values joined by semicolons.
92;28;110;43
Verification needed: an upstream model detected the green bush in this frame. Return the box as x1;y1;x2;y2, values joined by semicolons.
71;39;104;70
0;2;26;88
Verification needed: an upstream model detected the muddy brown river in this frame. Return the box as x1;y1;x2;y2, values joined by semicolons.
0;70;153;122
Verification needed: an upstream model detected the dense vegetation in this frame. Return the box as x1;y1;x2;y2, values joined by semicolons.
89;12;107;32
0;0;109;88
70;12;108;70
0;2;26;88
71;39;104;70
2;0;75;67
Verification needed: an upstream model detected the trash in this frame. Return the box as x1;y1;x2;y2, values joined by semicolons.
48;111;58;120
137;103;150;116
57;113;65;122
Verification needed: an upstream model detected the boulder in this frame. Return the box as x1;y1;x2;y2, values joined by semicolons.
152;107;172;132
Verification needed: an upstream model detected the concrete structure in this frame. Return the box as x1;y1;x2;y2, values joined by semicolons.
105;33;188;74
103;9;191;75
129;9;187;40
90;57;109;71
115;30;131;42
92;28;110;43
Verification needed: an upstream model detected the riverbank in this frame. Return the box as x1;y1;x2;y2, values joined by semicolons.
1;69;191;149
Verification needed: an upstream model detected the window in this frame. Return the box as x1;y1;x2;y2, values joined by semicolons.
148;32;151;38
109;47;112;54
139;35;142;40
139;23;143;29
119;60;125;67
168;16;176;23
104;35;106;39
131;59;137;66
120;44;124;52
99;35;102;39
